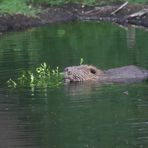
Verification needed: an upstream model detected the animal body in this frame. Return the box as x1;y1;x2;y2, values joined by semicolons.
64;65;148;84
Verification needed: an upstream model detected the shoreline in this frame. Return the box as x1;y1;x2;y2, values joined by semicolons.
0;3;148;33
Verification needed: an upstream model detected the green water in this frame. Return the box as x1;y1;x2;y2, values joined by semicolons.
0;22;148;148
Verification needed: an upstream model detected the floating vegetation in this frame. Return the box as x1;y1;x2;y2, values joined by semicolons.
7;63;64;89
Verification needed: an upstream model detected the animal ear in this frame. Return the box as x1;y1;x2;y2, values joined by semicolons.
89;66;97;74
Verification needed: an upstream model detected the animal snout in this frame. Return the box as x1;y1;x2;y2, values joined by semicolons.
64;68;72;75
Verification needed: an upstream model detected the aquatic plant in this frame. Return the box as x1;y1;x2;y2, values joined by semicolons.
7;63;64;88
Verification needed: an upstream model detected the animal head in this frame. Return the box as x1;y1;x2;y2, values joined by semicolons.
64;65;104;82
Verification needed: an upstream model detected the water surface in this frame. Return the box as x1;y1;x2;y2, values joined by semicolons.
0;22;148;148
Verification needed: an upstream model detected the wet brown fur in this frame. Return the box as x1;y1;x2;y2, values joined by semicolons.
64;65;104;82
64;64;148;83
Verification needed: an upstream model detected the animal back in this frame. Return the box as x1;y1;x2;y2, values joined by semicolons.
104;65;148;83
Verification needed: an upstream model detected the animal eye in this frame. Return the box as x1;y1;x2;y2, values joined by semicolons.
64;68;69;72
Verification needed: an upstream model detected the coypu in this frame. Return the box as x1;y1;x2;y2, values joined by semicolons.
64;65;148;84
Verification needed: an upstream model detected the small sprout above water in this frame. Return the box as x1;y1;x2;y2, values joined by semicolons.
7;78;17;88
80;58;84;65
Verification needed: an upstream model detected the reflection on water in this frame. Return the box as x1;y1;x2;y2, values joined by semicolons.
64;81;102;97
0;22;148;148
126;26;136;49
